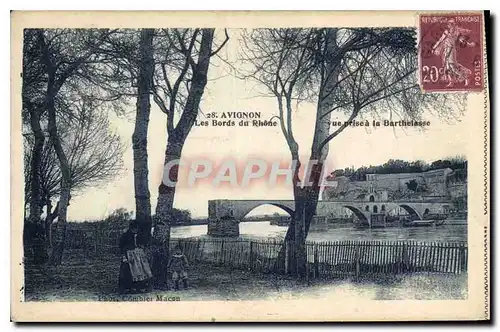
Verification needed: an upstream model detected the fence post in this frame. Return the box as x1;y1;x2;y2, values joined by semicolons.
355;243;360;278
249;241;253;271
314;245;319;279
460;243;466;273
402;242;408;273
306;250;310;282
284;241;289;275
196;240;201;263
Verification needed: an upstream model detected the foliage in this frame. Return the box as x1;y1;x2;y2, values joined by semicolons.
22;28;135;219
151;28;229;137
104;208;133;223
405;179;419;192
329;156;467;182
23;107;125;204
452;196;467;212
22;28;137;265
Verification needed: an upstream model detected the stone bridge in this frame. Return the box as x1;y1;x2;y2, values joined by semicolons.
207;199;452;236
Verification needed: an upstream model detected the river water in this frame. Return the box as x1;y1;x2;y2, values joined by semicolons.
171;220;467;243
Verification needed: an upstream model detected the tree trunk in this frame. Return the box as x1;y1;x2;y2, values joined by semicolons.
44;196;53;247
282;29;341;276
49;182;70;266
282;177;322;277
43;61;71;265
45;198;61;248
27;110;44;225
155;141;182;224
154;29;215;287
25;108;48;263
280;158;304;275
133;28;154;241
46;94;71;265
293;192;307;278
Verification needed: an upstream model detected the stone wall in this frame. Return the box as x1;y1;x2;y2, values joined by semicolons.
448;182;467;212
448;182;467;199
323;168;457;202
368;168;452;197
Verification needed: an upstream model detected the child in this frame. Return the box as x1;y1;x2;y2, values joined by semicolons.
168;245;189;290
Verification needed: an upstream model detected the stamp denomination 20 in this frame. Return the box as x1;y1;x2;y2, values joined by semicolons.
419;13;483;92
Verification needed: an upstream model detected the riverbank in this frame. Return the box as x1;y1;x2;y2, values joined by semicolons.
171;221;467;243
24;250;467;302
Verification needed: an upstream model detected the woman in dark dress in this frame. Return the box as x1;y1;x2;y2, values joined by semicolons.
118;221;153;294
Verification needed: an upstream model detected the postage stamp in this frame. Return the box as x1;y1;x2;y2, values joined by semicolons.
419;13;484;92
10;11;490;322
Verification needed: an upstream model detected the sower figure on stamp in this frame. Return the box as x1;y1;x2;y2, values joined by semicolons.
150;217;170;290
432;18;475;88
118;221;153;294
168;245;189;290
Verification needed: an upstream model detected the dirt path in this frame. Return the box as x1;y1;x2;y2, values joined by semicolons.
23;252;467;302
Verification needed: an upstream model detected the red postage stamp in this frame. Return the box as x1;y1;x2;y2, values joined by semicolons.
419;13;484;92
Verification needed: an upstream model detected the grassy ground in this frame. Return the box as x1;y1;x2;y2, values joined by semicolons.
24;250;467;302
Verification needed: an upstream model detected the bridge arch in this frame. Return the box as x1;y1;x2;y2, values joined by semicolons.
343;205;369;225
239;203;295;220
399;204;422;220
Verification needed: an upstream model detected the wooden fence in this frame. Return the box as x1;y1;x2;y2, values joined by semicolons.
170;239;467;277
58;225;467;278
59;223;127;256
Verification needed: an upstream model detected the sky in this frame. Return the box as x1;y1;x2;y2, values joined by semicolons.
65;30;469;221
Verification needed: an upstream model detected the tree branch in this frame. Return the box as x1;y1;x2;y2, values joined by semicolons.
209;29;230;57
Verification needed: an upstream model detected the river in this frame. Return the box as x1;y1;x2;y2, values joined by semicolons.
171;220;467;243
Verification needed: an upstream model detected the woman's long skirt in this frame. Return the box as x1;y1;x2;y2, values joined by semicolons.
118;248;153;293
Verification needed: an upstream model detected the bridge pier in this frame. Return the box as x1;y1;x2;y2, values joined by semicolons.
207;217;240;237
207;200;240;237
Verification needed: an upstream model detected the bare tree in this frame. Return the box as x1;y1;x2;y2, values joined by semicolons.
24;105;125;243
151;28;228;222
22;30;47;249
22;28;133;265
147;28;228;285
240;28;465;276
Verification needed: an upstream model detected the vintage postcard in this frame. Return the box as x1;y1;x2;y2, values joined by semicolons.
11;10;490;322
